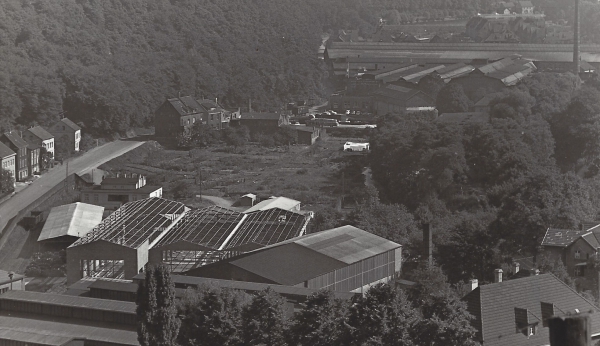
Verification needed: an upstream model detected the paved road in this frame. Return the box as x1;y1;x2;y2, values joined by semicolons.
0;140;145;257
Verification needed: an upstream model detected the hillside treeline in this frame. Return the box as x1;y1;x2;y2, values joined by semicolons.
368;73;600;285
0;0;503;137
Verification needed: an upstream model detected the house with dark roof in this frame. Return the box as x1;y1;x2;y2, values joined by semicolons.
154;96;207;140
463;273;600;346
0;142;16;186
198;98;231;130
1;131;29;181
48;118;81;154
372;85;435;116
184;225;402;293
541;225;600;299
22;126;55;157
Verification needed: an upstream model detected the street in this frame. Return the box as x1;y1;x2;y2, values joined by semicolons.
0;140;145;271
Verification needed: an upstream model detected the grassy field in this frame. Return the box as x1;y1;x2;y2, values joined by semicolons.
99;130;372;211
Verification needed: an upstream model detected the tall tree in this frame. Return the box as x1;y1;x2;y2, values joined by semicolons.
0;168;14;194
136;264;181;346
241;288;288;346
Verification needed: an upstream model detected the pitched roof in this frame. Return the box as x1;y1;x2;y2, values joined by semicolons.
38;202;105;242
167;96;206;116
2;131;28;149
244;196;301;213
189;225;401;285
60;118;81;131
0;142;15;159
541;228;587;247
26;126;54;141
463;274;600;346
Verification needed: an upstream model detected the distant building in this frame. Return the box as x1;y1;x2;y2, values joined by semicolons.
37;202;104;244
235;193;257;207
1;131;29;181
281;125;321;145
22;126;55;157
371;85;435;116
0;142;16;185
516;1;535;14
154;96;206;139
463;273;600;346
197;98;231;130
79;174;162;211
184;225;402;293
237;112;290;134
48;118;81;153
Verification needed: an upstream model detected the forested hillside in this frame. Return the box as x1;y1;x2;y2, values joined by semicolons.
0;0;497;136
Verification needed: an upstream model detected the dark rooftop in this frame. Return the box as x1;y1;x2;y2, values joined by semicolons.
2;131;28;149
541;228;587;247
0;142;15;159
0;290;136;314
168;96;206;116
60;118;81;131
26;126;54;141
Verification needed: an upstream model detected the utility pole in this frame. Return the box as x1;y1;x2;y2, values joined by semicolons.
65;159;68;191
342;172;345;208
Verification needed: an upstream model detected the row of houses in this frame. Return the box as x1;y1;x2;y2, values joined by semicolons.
0;118;81;183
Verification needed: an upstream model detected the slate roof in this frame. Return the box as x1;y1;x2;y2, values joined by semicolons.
541;228;589;247
59;118;81;131
26;126;54;141
0;142;15;159
167;96;206;116
463;274;600;346
2;131;28;149
38;202;105;242
244;196;301;213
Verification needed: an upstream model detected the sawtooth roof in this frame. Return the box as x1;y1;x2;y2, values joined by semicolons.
463;274;600;346
38;202;105;242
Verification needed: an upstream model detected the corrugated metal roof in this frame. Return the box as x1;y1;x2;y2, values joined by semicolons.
0;290;136;314
27;126;54;141
70;197;187;249
244;196;300;213
38;203;104;242
0;141;15;159
463;274;600;346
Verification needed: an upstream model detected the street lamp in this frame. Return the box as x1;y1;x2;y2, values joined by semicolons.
8;271;14;290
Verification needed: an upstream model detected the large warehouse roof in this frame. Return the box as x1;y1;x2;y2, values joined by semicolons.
38;202;104;242
326;42;600;63
187;226;401;286
153;206;246;250
224;208;310;251
70;197;187;249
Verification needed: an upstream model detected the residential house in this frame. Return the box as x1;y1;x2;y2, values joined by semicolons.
541;225;600;299
79;174;162;211
463;273;600;346
371;85;435;116
516;1;535;14
154;96;206;139
22;126;55;157
197;98;231;130
0;142;16;185
237;112;290;134
48;118;81;153
1;131;28;181
26;143;40;176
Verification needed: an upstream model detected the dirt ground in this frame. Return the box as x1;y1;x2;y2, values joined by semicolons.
100;131;371;212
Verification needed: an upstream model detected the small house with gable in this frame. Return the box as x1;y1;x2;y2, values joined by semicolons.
48;118;81;153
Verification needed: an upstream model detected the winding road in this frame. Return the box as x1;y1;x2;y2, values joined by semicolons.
0;140;145;272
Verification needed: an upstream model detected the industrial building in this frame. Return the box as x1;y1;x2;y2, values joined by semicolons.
184;225;402;293
67;198;312;284
80;174;162;211
0;290;138;346
37;202;104;244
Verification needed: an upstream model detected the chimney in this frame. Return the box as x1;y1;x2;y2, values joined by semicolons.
513;262;520;274
494;268;503;283
465;279;479;293
541;302;555;327
423;223;433;265
574;0;580;75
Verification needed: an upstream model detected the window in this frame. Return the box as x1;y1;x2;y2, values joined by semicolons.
527;325;537;337
192;118;196;123
575;249;581;259
211;114;214;121
93;194;99;203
